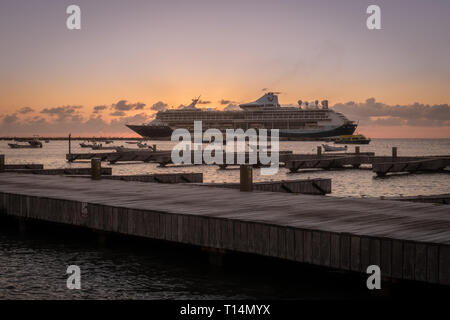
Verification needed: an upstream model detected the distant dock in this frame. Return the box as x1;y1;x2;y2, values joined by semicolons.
0;173;449;286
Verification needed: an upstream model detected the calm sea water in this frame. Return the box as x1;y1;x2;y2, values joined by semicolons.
0;138;449;299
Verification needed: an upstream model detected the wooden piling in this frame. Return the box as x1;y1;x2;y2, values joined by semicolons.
352;147;361;168
68;133;72;155
240;165;253;192
0;154;4;173
317;146;322;156
91;158;102;180
392;147;397;158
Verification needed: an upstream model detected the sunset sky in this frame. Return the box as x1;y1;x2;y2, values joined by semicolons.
0;0;449;137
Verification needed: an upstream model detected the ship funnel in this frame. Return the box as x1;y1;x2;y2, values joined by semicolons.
297;100;302;107
321;100;329;109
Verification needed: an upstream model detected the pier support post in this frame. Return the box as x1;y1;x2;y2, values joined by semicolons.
0;154;4;173
392;147;397;159
317;146;322;156
91;158;102;180
352;147;361;168
153;144;157;152
240;165;253;192
68;133;71;155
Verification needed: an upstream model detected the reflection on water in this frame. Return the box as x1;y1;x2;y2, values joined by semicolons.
0;224;375;300
1;139;449;197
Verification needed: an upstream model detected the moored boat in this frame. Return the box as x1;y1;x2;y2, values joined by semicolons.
322;144;348;152
334;134;371;144
80;142;94;148
8;139;43;149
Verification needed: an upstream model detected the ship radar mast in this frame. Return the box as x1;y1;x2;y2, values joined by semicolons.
183;95;201;110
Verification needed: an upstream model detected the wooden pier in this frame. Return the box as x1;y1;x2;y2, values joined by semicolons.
383;194;450;205
66;150;293;166
4;164;44;170
201;178;331;195
373;157;450;176
101;173;203;183
0;173;449;286
5;167;112;175
66;150;173;163
285;154;374;172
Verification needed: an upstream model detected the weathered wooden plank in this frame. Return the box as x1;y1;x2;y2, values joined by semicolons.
214;218;222;249
312;231;321;265
330;233;340;268
438;245;450;286
247;222;256;253
361;237;371;270
392;240;403;279
303;231;312;263
350;236;361;272
269;226;278;257
369;238;381;267
340;234;351;270
403;242;415;280
259;224;270;256
294;229;304;263
285;228;295;261
319;232;331;267
223;219;234;250
426;245;439;284
277;227;287;259
178;215;184;244
198;216;208;246
380;239;392;277
117;207;128;235
414;243;427;282
127;209;138;235
239;222;248;253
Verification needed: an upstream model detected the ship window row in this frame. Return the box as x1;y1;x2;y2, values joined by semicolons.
159;111;327;117
167;120;323;129
159;114;328;120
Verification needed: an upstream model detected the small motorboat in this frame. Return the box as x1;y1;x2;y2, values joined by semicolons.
91;143;118;150
334;134;371;144
137;142;151;149
322;144;347;152
114;146;140;152
8;139;43;149
79;142;94;148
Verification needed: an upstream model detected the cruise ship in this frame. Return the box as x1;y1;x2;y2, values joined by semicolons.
126;93;357;140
